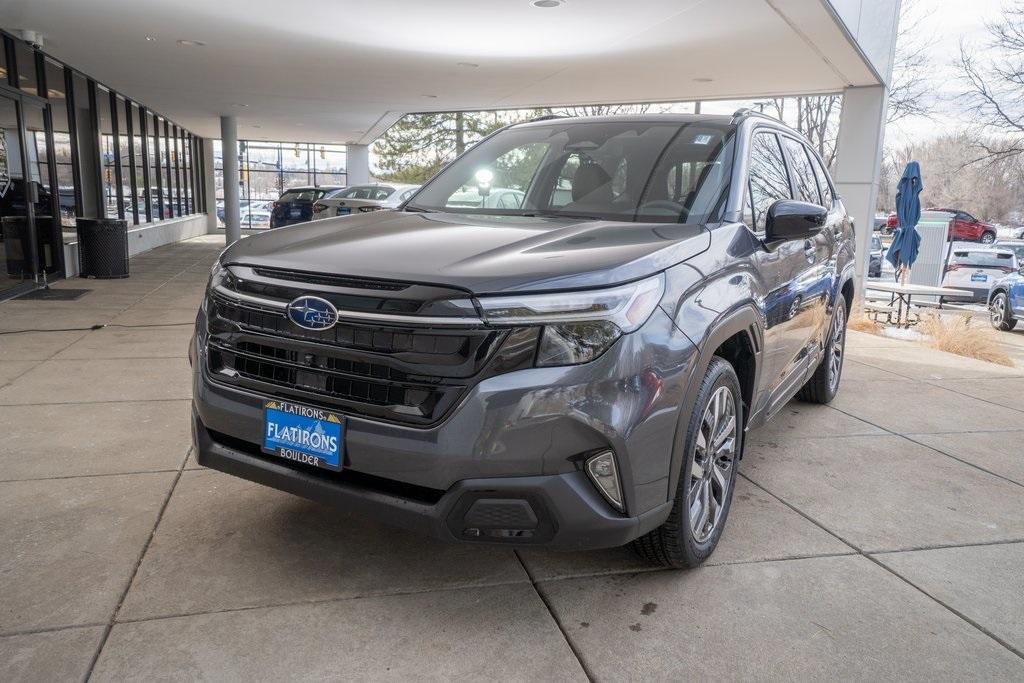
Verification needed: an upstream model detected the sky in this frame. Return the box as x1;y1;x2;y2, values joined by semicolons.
886;0;1009;147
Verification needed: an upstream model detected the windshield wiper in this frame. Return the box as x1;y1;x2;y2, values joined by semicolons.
521;211;606;221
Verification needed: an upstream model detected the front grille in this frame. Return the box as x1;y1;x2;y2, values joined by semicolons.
206;288;537;426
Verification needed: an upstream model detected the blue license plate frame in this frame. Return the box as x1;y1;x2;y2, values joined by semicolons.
262;400;344;471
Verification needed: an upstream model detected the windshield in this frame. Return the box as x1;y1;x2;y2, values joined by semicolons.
407;120;735;224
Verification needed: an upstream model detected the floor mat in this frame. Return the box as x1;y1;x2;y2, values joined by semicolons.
16;288;91;301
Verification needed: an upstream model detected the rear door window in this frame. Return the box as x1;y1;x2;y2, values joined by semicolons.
781;136;822;206
806;149;835;207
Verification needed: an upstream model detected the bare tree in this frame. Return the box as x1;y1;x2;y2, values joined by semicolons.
956;1;1024;164
768;96;842;168
887;0;933;124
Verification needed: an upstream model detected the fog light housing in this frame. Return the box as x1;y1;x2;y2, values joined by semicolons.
585;451;624;512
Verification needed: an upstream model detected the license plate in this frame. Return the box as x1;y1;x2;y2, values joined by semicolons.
289;207;301;217
262;400;343;471
336;207;351;215
971;273;988;282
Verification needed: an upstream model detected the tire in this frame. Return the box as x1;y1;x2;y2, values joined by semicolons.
980;232;996;245
990;292;1016;331
631;356;742;569
797;300;847;404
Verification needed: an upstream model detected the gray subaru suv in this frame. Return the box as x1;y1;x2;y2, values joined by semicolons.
191;111;855;568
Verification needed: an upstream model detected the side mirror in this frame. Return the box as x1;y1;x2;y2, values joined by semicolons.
765;200;827;242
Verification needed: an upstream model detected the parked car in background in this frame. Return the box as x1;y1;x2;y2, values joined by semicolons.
927;208;998;244
877;212;898;235
311;183;418;220
243;209;272;228
445;187;526;210
270;186;344;228
869;234;883;277
942;247;1018;302
240;200;274;219
988;262;1024;331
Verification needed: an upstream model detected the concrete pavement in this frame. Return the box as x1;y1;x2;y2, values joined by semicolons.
2;235;1023;680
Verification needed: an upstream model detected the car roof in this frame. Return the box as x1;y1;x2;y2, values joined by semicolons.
509;113;737;129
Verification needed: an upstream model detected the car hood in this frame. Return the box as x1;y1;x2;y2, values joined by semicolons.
221;210;711;294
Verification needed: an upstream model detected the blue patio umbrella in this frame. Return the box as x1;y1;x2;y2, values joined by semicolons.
885;161;923;278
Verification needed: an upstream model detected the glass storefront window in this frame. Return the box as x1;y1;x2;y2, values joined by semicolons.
13;39;38;96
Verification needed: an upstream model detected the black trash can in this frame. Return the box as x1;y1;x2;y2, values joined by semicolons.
76;217;129;279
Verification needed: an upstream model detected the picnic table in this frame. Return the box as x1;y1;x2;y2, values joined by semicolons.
864;281;974;328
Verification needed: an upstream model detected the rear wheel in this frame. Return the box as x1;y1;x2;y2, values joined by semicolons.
990;292;1016;331
797;300;847;403
631;357;742;569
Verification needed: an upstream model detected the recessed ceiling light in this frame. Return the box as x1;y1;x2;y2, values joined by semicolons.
177;39;206;47
693;77;714;83
145;35;157;42
230;102;249;108
532;0;564;7
457;62;479;68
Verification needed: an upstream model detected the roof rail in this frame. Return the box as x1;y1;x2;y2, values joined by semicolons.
528;114;567;122
731;107;785;124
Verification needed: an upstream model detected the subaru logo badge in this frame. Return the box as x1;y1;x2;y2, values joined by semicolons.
286;296;339;331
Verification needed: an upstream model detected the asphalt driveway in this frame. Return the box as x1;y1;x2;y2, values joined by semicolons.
2;236;1023;680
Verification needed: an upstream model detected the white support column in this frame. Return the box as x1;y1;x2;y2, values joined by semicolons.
346;144;370;185
832;85;888;296
202;138;217;234
220;115;241;245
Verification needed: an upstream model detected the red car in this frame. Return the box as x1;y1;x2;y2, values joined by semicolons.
927;208;997;244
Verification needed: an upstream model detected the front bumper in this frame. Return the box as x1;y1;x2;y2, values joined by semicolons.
191;306;697;549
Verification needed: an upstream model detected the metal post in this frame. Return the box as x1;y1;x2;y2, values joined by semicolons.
221;115;241;245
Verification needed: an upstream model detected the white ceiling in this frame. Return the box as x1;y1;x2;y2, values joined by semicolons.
0;0;882;143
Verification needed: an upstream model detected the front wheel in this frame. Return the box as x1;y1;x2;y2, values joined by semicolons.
797;300;847;403
990;292;1017;331
631;357;742;569
980;232;996;244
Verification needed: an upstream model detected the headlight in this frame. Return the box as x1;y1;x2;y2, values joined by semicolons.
477;274;665;366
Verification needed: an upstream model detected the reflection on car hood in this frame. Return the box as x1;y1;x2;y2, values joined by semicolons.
222;210;711;294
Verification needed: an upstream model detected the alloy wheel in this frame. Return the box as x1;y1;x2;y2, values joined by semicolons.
828;304;846;391
689;386;737;543
991;294;1006;327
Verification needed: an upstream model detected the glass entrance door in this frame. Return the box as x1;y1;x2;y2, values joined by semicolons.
0;88;55;297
